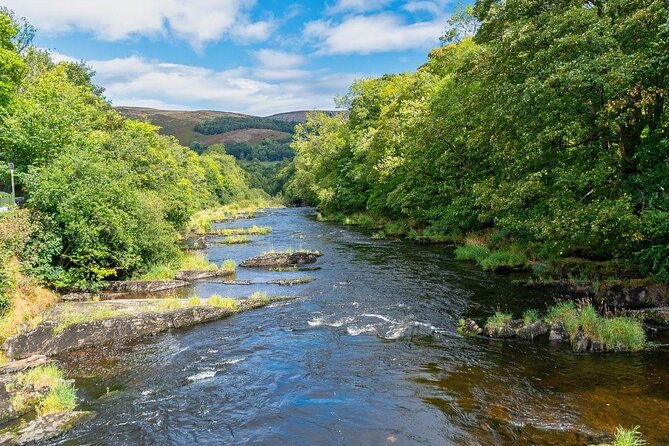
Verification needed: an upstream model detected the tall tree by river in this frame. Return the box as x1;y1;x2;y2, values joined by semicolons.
287;0;669;282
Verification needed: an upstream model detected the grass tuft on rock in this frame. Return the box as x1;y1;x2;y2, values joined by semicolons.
222;235;251;244
610;426;646;446
208;295;238;310
485;311;513;331
545;302;646;352
522;309;541;325
36;382;77;416
479;250;529;271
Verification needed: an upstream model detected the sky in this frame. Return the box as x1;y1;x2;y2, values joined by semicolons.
3;0;459;116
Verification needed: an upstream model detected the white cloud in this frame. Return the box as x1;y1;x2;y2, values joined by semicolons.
83;55;361;116
304;13;444;55
403;1;446;16
253;49;306;68
3;0;273;48
326;0;394;14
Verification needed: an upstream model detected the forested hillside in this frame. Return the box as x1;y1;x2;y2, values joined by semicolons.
286;0;669;282
0;10;264;292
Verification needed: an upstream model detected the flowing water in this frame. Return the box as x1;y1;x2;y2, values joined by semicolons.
49;208;669;445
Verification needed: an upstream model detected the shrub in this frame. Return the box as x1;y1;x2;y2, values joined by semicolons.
249;291;269;303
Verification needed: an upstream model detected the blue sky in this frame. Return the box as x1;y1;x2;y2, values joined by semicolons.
3;0;459;115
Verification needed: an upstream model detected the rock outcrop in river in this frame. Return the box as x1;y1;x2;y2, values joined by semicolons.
240;251;322;268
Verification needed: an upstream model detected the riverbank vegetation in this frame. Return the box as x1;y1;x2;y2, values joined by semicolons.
0;10;264;295
285;0;669;285
484;301;647;352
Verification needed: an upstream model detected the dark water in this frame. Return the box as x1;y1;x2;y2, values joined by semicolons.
50;208;669;445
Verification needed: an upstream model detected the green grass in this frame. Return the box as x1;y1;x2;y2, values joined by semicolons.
215;225;272;236
157;298;184;311
455;245;491;264
221;235;251;244
187;296;202;306
208;295;238;310
138;252;219;280
249;291;269;303
545;302;646;352
611;426;646;446
479;250;529;271
523;309;541;325
36;382;77;416
53;308;120;335
220;259;236;274
20;364;64;390
485;311;513;331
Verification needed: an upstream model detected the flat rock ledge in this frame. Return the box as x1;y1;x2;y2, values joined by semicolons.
240;252;321;268
267;278;315;286
175;270;233;281
0;411;92;445
2;299;277;360
104;280;191;293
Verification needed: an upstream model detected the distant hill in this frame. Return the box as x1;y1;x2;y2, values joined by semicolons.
116;106;339;148
267;110;341;123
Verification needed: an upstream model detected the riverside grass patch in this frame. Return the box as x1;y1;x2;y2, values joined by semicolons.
12;364;77;416
484;311;513;331
546;302;646;352
609;426;646;446
138;252;231;281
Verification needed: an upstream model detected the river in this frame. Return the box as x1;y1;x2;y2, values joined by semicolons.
48;208;669;445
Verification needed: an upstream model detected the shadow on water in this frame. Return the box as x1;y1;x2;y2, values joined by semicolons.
48;208;669;445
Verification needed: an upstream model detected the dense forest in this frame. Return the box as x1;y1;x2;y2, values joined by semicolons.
286;0;669;282
194;115;297;135
0;9;264;293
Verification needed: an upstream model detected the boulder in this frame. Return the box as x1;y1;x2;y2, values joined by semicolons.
549;321;567;341
457;319;482;336
240;252;321;268
484;319;523;338
103;280;190;293
596;281;669;309
571;331;605;353
515;321;548;340
184;235;208;250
